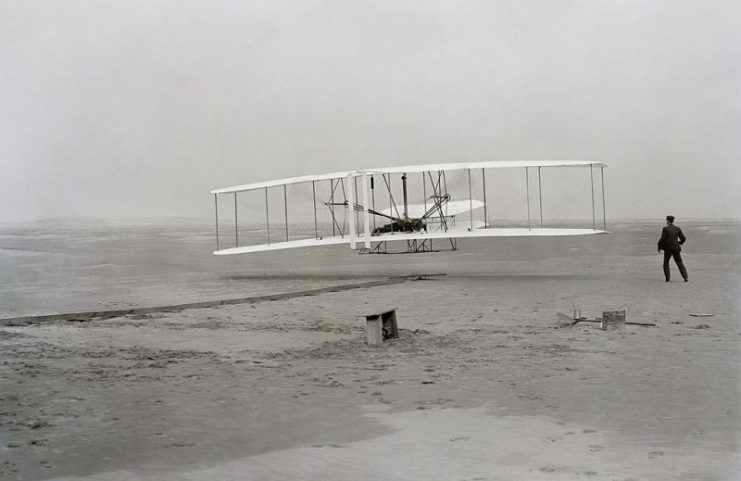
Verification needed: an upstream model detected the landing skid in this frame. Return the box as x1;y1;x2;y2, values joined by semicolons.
359;238;458;254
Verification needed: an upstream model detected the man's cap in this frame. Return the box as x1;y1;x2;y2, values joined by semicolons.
666;215;675;221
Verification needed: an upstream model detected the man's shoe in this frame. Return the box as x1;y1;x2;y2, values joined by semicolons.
684;278;688;282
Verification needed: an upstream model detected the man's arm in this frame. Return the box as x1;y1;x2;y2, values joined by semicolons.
678;228;686;245
658;227;668;252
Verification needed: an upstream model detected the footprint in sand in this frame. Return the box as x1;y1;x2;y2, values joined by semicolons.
648;451;664;459
588;444;604;452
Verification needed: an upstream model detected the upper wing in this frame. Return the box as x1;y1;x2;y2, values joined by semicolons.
211;160;608;195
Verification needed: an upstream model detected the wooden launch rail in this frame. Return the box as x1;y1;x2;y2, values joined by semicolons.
0;274;445;327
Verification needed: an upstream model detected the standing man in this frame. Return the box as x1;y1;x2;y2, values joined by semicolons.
657;215;688;282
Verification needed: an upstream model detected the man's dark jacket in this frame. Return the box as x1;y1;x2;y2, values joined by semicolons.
658;224;686;252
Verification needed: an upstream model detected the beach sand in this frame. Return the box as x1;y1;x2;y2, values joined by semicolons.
1;223;740;480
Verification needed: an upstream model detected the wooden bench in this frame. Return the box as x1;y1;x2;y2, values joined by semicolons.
364;309;399;346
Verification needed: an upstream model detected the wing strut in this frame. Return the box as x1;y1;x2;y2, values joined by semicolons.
327;180;346;238
265;188;270;244
590;164;596;230
467;169;473;230
214;194;219;250
283;185;289;241
347;173;356;248
371;175;376;230
329;180;335;236
482;168;488;228
601;166;607;230
422;172;427;214
312;180;318;240
234;193;238;247
361;173;371;248
402;173;409;219
525;168;531;231
353;176;360;234
339;178;348;234
538;166;543;228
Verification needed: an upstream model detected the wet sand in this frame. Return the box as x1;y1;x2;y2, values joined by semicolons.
2;257;740;480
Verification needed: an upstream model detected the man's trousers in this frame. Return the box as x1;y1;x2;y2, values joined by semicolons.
663;250;688;281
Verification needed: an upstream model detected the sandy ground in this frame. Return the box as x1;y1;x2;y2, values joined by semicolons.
1;251;740;480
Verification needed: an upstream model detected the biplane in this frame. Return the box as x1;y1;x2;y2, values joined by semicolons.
211;160;609;255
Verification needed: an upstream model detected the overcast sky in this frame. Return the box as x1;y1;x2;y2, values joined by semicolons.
1;0;739;223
